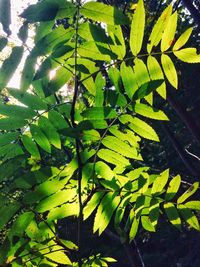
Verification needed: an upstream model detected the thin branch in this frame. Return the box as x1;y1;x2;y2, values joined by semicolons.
70;1;83;266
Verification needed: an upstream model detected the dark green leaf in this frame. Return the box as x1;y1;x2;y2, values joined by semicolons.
0;46;24;91
132;80;164;100
8;88;48;110
0;37;8;51
0;0;11;35
22;135;41;159
0;118;27;130
0;202;21;230
0;132;19;146
30;124;51;153
20;0;59;22
0;103;36;119
82;107;117;120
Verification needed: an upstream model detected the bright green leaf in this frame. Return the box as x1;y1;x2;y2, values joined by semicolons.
130;0;145;56
173;27;193;51
178;204;200;231
165;175;181;201
132;103;168;120
174;48;200;63
164;202;181;230
161;54;178;89
151;169;169;195
161;11;177;52
80;2;129;25
177;182;199;204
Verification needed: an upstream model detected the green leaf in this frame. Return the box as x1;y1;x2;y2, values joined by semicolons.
178;204;200;231
0;143;24;161
107;25;126;60
95;72;105;107
35;188;77;213
48;202;79;221
132;103;168;120
78;22;109;43
151;169;169;195
108;67;122;92
129;217;139;241
132;80;164;100
48;110;68;130
149;199;160;227
120;62;138;99
147;4;172;53
22;135;41;159
99;195;120;235
0;0;11;35
20;54;37;92
10;212;34;236
0;118;27;130
147;56;166;99
161;12;177;52
0;132;19;146
102;135;139;159
82;107;117;120
174;48;200;63
18;22;29;43
46;250;72;265
161;54;178;89
47;67;72;96
130;0;145;56
0;104;36;119
177;182;199;204
120;115;159;142
83;192;105;220
0;46;24;91
173;27;193;51
0;202;21;230
164;202;181;230
0;37;8;51
141;216;155;232
97;149;130;167
93;192;120;235
184;201;200;211
20;0;59;22
165;175;181;201
8;88;48;110
78;41;116;61
30;124;51;153
34;58;51;80
38;116;61;149
80;2;129;25
95;161;114;181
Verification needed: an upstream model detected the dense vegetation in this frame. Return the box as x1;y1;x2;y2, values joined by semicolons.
0;0;200;266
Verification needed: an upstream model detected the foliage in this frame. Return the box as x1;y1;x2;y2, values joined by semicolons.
0;0;200;266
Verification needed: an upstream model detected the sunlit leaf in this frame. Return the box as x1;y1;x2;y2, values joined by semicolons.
174;48;200;63
151;169;169;195
161;54;178;89
165;175;181;201
173;27;193;51
178;204;200;231
164;202;181;230
80;2;129;25
177;182;199;204
161;12;177;52
130;0;145;56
